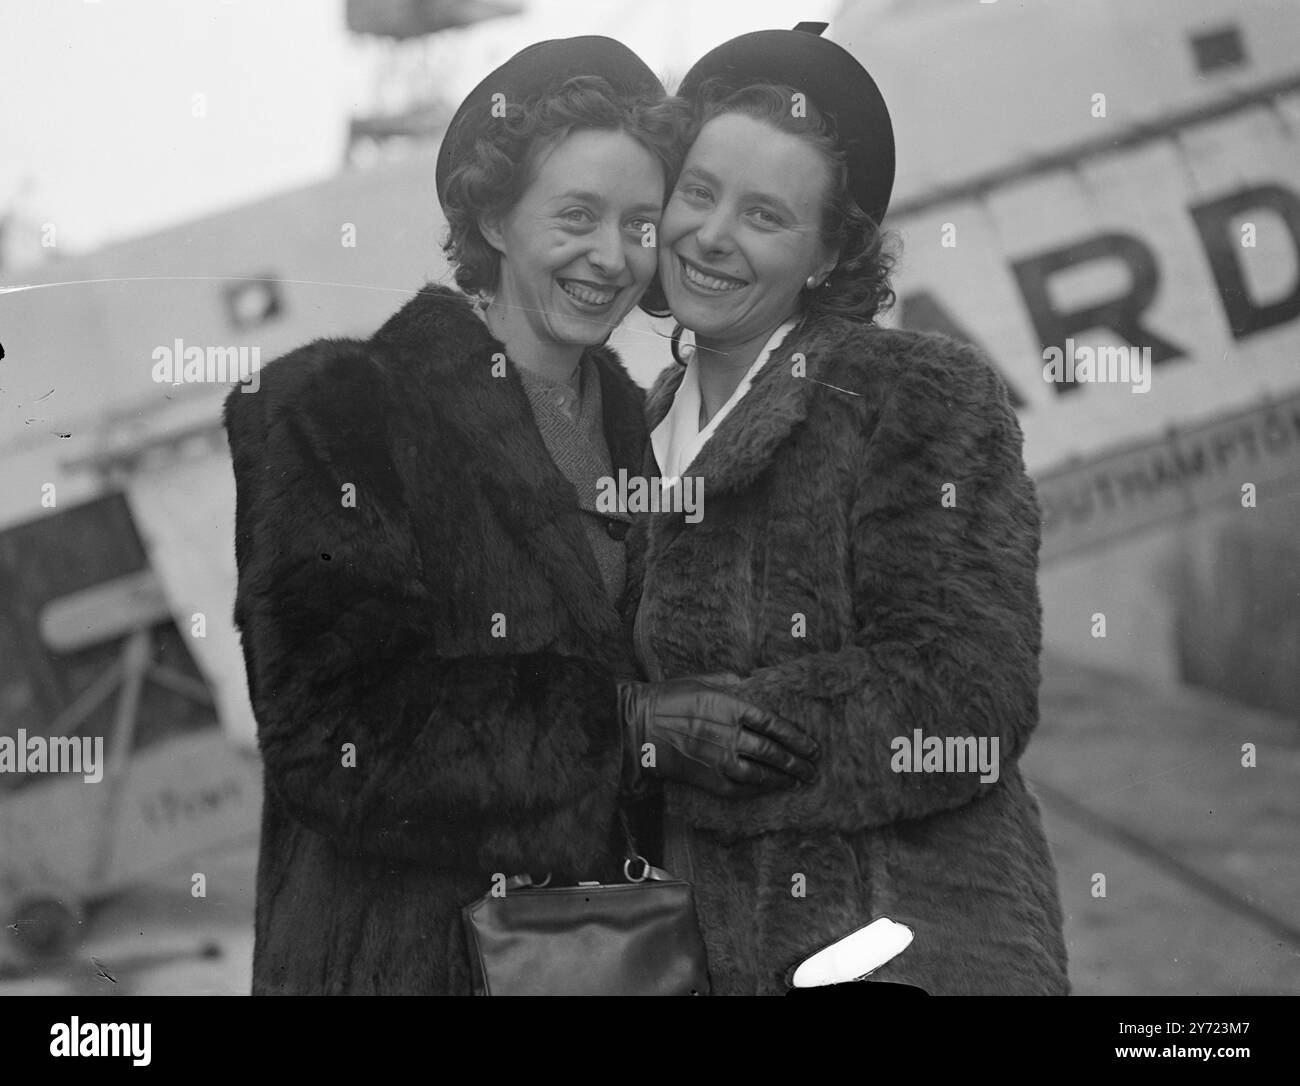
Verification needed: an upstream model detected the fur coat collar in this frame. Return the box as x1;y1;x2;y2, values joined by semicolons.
371;284;648;636
644;314;895;494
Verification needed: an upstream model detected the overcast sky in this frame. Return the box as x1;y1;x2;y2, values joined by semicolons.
0;0;845;256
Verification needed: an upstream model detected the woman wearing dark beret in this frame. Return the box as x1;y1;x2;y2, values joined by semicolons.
221;35;805;995
620;25;1071;995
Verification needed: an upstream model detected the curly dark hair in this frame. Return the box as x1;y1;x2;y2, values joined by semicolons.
682;78;899;324
440;75;685;300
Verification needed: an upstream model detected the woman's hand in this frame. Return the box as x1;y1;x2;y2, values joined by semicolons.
619;674;819;797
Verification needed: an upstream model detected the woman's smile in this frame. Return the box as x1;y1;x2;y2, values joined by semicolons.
676;254;749;294
557;277;624;309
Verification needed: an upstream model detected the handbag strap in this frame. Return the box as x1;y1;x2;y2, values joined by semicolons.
501;807;672;890
617;806;681;881
618;805;651;876
617;805;640;861
507;863;676;889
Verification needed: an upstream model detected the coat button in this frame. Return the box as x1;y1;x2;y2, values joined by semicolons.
605;518;629;541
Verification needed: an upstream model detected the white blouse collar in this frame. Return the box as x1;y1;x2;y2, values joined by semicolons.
651;319;797;484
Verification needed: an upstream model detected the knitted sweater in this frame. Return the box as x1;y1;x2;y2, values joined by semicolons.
517;356;631;603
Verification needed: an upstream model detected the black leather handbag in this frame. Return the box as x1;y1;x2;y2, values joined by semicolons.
461;845;711;996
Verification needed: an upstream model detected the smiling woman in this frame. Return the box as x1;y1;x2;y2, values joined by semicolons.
474;128;664;373
221;37;708;995
665;113;835;336
439;68;682;376
660;78;896;385
627;26;1071;996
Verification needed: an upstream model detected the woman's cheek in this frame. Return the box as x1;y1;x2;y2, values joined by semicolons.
547;232;580;258
655;239;675;275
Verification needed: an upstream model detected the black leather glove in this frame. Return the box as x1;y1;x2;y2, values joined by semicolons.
618;674;819;798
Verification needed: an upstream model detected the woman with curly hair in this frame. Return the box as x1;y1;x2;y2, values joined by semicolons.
619;26;1071;995
222;35;808;995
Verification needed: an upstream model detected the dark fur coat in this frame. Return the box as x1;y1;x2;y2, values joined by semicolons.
223;285;648;994
627;313;1071;995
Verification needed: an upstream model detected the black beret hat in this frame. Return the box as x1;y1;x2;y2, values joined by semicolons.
677;23;895;226
436;35;666;210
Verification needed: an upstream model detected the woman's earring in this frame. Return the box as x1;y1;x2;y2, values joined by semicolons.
805;275;819;290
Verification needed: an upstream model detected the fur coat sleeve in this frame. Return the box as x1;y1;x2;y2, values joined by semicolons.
649;325;1043;836
224;288;639;874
